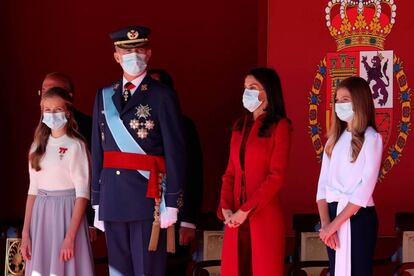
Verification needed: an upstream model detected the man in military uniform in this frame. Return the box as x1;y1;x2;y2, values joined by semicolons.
91;26;186;276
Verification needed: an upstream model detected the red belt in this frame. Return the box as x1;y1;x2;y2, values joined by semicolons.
103;151;166;199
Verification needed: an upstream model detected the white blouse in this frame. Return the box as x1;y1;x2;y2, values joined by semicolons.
316;126;383;207
316;126;383;276
28;135;90;199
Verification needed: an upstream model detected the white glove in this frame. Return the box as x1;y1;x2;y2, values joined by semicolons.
180;222;196;229
93;205;105;232
160;207;178;229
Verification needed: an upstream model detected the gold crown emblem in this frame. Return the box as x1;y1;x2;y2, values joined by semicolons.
127;30;139;40
325;0;397;51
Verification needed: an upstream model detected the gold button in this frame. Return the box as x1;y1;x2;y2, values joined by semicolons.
116;170;121;175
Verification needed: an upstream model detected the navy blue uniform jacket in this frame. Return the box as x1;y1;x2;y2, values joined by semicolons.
91;75;186;221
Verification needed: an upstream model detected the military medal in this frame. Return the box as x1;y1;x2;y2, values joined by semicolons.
58;147;68;160
129;105;155;139
137;128;149;139
135;104;151;119
129;119;140;130
145;120;155;130
123;90;129;101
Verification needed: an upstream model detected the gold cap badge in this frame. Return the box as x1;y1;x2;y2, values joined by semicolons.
127;30;139;40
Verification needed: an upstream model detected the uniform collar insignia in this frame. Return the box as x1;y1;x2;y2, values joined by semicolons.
113;82;121;91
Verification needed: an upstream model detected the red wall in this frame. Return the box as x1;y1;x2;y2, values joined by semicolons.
268;0;414;235
3;0;412;236
1;0;262;220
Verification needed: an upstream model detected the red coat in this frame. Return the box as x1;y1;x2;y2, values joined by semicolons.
217;116;291;276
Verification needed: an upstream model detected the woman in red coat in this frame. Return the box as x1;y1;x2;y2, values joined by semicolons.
218;67;291;276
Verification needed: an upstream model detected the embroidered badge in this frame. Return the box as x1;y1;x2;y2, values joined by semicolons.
135;105;151;119
113;82;120;91
137;128;149;139
58;147;68;160
129;119;140;130
127;30;139;40
145;120;155;130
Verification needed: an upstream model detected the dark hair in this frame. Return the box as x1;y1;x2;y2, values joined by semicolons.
29;87;85;171
44;72;75;94
148;69;175;90
234;67;290;137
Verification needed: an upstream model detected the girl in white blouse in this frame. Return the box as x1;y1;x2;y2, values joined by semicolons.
316;76;383;276
20;87;94;275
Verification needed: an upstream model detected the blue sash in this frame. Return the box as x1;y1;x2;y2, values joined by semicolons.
102;86;166;212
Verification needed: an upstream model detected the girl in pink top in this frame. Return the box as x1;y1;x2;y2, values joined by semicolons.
21;87;94;276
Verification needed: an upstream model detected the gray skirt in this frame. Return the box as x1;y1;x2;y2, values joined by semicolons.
25;189;94;276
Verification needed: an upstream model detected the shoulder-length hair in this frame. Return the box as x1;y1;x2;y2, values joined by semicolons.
234;67;290;137
325;76;377;162
29;87;85;171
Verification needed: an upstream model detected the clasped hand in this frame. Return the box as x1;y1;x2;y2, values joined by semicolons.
222;208;251;228
319;222;340;250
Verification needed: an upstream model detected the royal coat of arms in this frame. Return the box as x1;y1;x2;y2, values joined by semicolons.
308;0;411;179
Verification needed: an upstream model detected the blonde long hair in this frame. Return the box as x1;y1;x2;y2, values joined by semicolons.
325;76;377;162
29;87;85;171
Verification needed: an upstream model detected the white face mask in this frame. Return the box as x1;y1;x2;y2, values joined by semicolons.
42;112;68;130
242;88;263;112
120;52;147;76
335;102;354;122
